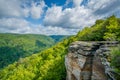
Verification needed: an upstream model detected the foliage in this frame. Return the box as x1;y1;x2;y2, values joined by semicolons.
0;34;55;68
0;16;120;80
49;35;69;43
76;15;120;41
103;15;119;40
111;46;120;79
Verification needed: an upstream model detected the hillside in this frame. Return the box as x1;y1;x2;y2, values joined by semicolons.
49;35;70;42
0;33;55;69
0;15;120;80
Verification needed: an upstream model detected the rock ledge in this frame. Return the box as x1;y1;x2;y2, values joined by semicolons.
65;41;119;80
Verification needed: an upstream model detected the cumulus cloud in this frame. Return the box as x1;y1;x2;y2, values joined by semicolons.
44;5;96;29
30;1;46;19
0;18;31;33
43;0;120;30
0;18;77;35
0;0;22;18
0;0;120;35
88;0;120;16
43;6;63;27
0;0;46;19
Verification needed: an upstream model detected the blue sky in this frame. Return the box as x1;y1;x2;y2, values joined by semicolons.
0;0;120;35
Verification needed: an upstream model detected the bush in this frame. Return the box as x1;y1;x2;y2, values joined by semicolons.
111;46;120;79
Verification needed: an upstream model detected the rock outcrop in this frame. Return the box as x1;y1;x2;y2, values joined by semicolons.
65;41;119;80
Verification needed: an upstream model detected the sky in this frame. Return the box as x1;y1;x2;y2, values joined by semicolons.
0;0;120;35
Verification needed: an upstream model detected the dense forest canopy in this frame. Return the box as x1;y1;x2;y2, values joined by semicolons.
0;34;55;69
0;15;120;80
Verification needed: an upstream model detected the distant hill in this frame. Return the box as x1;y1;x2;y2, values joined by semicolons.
0;33;55;68
49;35;70;42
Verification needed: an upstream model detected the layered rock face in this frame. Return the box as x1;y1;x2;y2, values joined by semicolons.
65;41;119;80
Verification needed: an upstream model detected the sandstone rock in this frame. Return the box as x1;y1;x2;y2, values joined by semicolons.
65;41;119;80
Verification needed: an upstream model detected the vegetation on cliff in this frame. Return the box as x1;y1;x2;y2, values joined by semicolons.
111;46;120;79
0;15;120;80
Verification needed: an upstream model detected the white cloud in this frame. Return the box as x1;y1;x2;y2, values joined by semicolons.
44;5;63;27
44;5;97;29
87;0;120;16
0;0;46;19
73;0;83;7
30;1;46;19
0;0;22;17
23;8;30;17
44;0;120;30
0;0;120;35
61;7;96;28
0;18;77;35
0;18;31;33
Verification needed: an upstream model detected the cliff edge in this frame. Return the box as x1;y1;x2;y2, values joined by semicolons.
65;41;119;80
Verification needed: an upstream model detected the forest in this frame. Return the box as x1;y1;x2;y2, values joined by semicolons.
0;15;120;80
0;34;55;69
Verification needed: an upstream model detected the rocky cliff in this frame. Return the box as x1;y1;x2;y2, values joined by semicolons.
65;41;119;80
